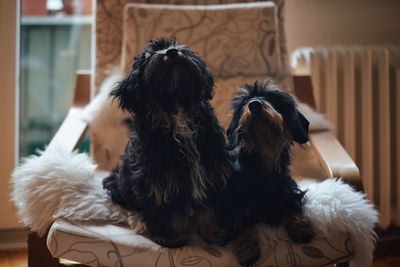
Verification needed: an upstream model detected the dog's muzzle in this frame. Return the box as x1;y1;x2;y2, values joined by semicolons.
244;99;284;132
166;48;179;58
248;99;263;114
163;48;183;63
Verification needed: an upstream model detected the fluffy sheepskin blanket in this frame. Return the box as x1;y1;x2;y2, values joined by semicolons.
11;73;374;266
11;146;377;267
11;146;131;235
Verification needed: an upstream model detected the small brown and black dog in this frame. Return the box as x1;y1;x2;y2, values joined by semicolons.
210;81;314;266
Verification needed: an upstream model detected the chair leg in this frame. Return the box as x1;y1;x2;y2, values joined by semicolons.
28;231;59;267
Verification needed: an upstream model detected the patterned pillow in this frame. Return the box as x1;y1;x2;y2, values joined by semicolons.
94;0;291;92
121;3;281;78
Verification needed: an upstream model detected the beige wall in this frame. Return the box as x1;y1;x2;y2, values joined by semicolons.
0;1;22;229
285;0;400;56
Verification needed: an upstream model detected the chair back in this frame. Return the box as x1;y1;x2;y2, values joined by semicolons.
91;0;293;170
94;0;291;93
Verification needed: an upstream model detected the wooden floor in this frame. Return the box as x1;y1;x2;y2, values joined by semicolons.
0;250;27;267
0;249;399;267
372;258;400;267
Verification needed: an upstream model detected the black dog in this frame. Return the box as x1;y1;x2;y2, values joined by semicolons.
102;38;230;248
212;81;314;266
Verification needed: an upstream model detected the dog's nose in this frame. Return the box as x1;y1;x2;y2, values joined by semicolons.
248;99;263;114
166;48;179;58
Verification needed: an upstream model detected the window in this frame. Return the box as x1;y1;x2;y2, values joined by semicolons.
20;0;92;157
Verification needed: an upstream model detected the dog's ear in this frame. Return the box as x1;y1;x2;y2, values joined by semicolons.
289;110;309;144
203;70;215;100
110;54;146;113
226;126;239;148
227;111;241;148
110;73;141;113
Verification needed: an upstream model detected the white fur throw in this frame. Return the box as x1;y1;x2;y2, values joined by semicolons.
11;147;377;266
11;146;130;236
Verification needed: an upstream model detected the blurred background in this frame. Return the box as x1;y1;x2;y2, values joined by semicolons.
0;0;399;265
16;0;400;158
19;0;92;157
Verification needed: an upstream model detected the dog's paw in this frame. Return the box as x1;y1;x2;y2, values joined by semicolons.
287;229;314;244
135;225;187;248
194;212;228;245
236;248;260;267
202;227;228;246
239;254;260;267
154;237;187;248
148;231;188;248
233;228;261;267
285;215;314;244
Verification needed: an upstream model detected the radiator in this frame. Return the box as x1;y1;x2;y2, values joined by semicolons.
291;46;400;229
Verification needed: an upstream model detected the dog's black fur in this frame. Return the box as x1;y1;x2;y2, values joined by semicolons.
211;81;314;265
102;38;230;248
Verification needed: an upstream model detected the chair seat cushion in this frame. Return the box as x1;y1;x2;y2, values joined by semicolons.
11;137;378;267
47;219;354;267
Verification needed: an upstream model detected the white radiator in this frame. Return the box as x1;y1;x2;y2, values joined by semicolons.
291;46;400;229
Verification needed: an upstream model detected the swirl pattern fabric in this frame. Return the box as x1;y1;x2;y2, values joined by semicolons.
48;219;354;267
122;3;281;78
94;0;291;92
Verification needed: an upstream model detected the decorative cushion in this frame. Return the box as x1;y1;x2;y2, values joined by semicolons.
95;0;291;93
121;2;281;79
48;219;354;267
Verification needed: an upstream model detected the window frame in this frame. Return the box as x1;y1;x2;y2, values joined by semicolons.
0;0;21;228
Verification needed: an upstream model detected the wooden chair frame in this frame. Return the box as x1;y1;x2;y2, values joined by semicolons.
27;72;360;267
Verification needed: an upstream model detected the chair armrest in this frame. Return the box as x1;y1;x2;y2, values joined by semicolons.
46;71;91;153
293;75;362;191
310;131;363;191
46;107;88;152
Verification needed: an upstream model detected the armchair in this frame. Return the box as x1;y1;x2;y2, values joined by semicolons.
24;1;366;267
